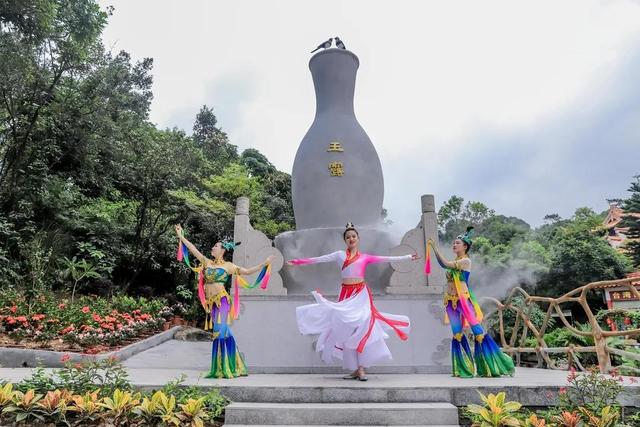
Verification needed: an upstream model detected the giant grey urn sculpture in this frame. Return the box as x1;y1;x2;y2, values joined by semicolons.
228;46;451;374
292;48;384;230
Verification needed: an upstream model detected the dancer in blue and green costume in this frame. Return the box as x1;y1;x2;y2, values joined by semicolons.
426;227;514;378
175;224;273;379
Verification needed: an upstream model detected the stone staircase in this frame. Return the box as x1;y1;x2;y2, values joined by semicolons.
223;384;460;426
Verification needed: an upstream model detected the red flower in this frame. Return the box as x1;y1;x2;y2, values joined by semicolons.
559;387;567;395
31;314;45;321
58;303;66;309
60;326;75;335
92;314;102;322
7;316;16;325
61;354;71;363
81;306;90;313
9;305;17;313
74;363;83;369
630;377;638;384
15;316;27;323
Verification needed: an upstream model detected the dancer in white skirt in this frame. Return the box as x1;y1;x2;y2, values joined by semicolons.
287;223;418;381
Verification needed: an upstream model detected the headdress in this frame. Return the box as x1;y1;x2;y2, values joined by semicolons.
345;222;356;231
222;241;241;251
456;226;474;247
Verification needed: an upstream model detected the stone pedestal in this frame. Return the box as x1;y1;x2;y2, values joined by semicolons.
386;195;446;295
233;197;286;296
232;294;451;374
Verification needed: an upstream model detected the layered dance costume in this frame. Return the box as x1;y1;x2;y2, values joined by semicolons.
177;242;270;379
292;250;412;371
427;237;514;378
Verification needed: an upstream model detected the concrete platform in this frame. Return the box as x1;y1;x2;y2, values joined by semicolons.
1;365;638;426
225;402;459;426
0;367;637;407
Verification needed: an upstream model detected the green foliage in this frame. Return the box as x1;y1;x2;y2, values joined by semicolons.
487;295;555;341
621;175;640;268
172;163;293;241
0;0;294;298
59;256;101;302
534;207;632;297
160;375;227;419
465;391;522;426
438;196;495;242
542;325;593;349
19;358;131;397
559;368;624;413
606;336;640;375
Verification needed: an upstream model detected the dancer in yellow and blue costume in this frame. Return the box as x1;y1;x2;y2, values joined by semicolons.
426;227;514;378
174;224;273;379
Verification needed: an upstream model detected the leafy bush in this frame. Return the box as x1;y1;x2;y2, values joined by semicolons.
0;292;167;351
0;360;228;426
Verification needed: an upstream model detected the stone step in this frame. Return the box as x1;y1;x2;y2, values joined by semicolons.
225;425;461;427
218;385;453;404
224;402;459;426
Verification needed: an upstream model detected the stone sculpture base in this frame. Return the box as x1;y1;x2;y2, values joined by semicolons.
231;294;451;374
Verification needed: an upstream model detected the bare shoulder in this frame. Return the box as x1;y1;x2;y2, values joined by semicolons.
459;257;472;270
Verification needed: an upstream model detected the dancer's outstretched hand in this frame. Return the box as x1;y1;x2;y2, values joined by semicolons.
264;255;275;265
175;224;183;235
286;260;295;266
411;254;420;260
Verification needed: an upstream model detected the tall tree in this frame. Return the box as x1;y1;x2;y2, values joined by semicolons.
192;105;237;172
622;175;640;268
0;0;110;213
535;208;631;297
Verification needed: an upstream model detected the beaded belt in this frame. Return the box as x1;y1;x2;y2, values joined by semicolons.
341;282;365;287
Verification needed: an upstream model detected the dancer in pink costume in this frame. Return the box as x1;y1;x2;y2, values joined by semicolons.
288;223;418;381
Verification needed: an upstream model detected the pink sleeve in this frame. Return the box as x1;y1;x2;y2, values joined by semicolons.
364;254;412;265
289;251;343;266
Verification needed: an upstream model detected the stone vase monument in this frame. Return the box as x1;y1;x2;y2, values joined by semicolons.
229;47;451;373
276;48;399;295
292;49;383;229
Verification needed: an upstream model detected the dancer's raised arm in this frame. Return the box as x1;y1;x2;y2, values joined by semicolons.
237;255;275;275
287;251;343;266
365;253;418;264
175;224;206;263
428;240;471;271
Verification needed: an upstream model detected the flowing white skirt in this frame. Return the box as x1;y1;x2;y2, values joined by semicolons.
295;286;410;371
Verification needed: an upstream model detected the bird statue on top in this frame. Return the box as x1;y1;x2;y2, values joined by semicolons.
311;38;333;53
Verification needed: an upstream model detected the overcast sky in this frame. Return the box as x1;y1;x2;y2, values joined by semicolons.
99;0;640;233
